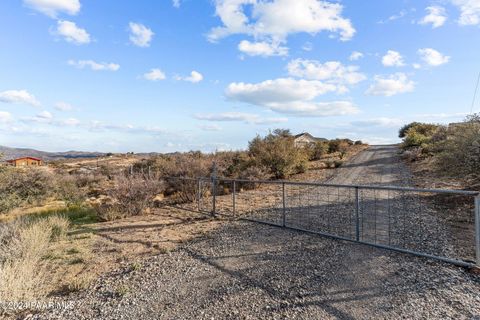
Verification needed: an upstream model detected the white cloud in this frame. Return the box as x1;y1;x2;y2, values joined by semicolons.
0;90;41;107
366;73;415;97
349;51;364;61
199;124;222;131
382;50;405;67
227;78;337;103
417;48;450;66
23;0;80;18
55;101;74;111
238;40;288;57
23;110;54;123
176;71;204;83
194;112;288;124
414;112;468;119
286;59;366;91
208;0;355;55
225;78;359;116
451;0;480;25
128;22;154;47
172;0;181;8
0;111;13;123
68;60;120;71
62;117;80;126
302;42;313;51
55;20;90;45
37;110;53;119
351;117;403;128
419;6;447;28
378;10;407;24
143;68;166;81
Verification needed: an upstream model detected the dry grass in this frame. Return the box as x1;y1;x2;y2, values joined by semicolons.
0;215;70;302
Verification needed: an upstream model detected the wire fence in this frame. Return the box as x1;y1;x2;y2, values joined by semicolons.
163;176;480;268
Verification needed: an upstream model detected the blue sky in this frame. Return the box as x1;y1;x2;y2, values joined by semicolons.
0;0;479;153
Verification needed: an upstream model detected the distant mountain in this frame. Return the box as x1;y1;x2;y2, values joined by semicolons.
0;145;105;161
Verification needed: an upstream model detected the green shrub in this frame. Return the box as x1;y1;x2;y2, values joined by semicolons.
398;122;422;138
248;130;308;179
401;123;441;151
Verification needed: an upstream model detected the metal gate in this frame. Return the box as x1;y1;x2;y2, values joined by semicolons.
166;177;480;268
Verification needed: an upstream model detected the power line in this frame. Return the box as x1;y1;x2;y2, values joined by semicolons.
471;70;480;114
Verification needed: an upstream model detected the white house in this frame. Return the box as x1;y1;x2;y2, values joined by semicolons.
294;133;327;148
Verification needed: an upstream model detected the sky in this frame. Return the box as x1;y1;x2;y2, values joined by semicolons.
0;0;479;153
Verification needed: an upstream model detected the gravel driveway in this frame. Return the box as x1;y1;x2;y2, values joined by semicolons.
36;145;480;319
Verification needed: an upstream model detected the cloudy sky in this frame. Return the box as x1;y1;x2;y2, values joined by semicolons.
0;0;479;153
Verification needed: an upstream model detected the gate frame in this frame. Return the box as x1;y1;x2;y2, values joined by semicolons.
168;176;480;268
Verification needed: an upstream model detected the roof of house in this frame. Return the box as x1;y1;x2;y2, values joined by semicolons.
7;156;42;162
294;132;327;142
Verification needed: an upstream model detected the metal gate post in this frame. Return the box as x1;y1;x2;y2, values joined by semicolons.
475;195;480;266
211;162;217;216
197;179;201;212
282;182;286;227
232;180;236;216
355;187;360;241
212;178;216;216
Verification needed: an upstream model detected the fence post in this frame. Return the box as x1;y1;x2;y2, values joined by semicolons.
197;179;201;212
282;182;286;227
355;187;360;241
475;195;480;266
212;162;217;217
232;180;236;216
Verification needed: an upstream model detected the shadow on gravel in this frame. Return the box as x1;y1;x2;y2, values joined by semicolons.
183;244;361;320
180;222;471;319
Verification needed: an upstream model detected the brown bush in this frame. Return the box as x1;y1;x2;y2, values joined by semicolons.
436;115;480;185
0;168;54;214
308;141;329;160
94;173;164;221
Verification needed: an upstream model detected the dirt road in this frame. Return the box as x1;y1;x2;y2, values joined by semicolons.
37;145;480;319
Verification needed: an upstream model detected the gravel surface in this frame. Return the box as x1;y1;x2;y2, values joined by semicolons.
33;145;480;319
34;222;480;319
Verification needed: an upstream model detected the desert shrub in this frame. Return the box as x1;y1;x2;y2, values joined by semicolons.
398;122;422;138
338;141;350;159
402;131;431;149
328;139;350;153
55;174;88;207
309;141;329;160
0;168;54;214
94;173;164;221
436;114;480;185
0;215;70;302
401;147;423;162
401;123;441;150
354;140;363;145
248;129;308;179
